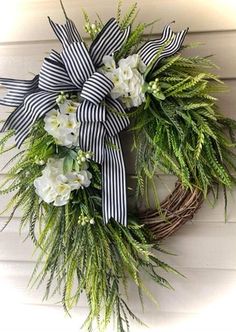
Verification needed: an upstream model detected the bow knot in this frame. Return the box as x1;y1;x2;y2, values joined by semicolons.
81;72;114;105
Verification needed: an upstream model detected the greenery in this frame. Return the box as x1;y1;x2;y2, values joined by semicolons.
107;2;236;211
129;53;236;209
0;122;177;332
0;2;235;331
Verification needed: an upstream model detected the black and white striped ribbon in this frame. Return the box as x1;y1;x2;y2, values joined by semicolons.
0;75;39;107
48;17;82;48
89;18;131;67
0;17;130;226
138;24;188;69
0;16;188;226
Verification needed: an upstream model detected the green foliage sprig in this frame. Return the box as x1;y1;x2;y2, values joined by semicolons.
130;53;236;206
0;122;177;332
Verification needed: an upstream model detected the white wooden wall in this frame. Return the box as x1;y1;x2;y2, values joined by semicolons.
0;1;236;331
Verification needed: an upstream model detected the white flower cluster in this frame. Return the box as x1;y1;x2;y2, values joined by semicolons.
101;54;146;108
34;157;92;206
44;95;80;147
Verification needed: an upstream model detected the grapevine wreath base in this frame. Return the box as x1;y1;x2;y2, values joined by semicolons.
139;181;204;240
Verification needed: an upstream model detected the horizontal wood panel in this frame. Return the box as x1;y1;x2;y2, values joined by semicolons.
161;223;236;269
0;303;89;332
217;80;236;118
0;41;59;79
1;222;236;269
183;31;236;79
1;0;236;43
0;261;236;318
129;268;236;315
0;32;236;79
0;304;234;332
0;231;36;261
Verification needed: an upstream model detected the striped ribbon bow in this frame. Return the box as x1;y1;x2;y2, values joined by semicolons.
0;16;188;226
0;18;131;226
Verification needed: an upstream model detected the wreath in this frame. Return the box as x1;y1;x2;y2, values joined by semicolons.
0;2;235;331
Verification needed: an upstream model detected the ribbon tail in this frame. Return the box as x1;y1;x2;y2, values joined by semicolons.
105;97;130;136
3;91;57;147
48;17;82;48
103;135;127;226
0;75;39;107
138;24;188;68
154;29;188;67
77;103;127;225
77;101;106;163
78;121;106;164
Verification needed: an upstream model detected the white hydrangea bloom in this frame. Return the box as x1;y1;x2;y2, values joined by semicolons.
34;157;92;207
67;170;92;190
44;100;80;147
102;55;116;71
53;181;72;207
101;54;146;108
34;158;68;206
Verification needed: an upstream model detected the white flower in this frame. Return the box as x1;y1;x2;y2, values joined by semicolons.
61;114;78;132
45;158;64;178
101;54;146;108
44;100;80;147
34;177;57;204
44;109;60;133
34;157;93;207
119;54;140;70
34;158;71;206
53;180;71;206
59;100;78;115
102;55;116;71
67;170;92;190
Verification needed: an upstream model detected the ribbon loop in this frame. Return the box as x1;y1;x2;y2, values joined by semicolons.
39;52;77;92
15;92;58;147
89;18;131;67
61;42;95;88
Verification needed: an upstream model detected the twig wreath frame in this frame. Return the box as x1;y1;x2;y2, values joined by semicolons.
139;182;204;240
0;1;235;331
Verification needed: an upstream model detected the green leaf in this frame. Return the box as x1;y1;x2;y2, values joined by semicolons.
153;91;165;100
63;156;74;173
